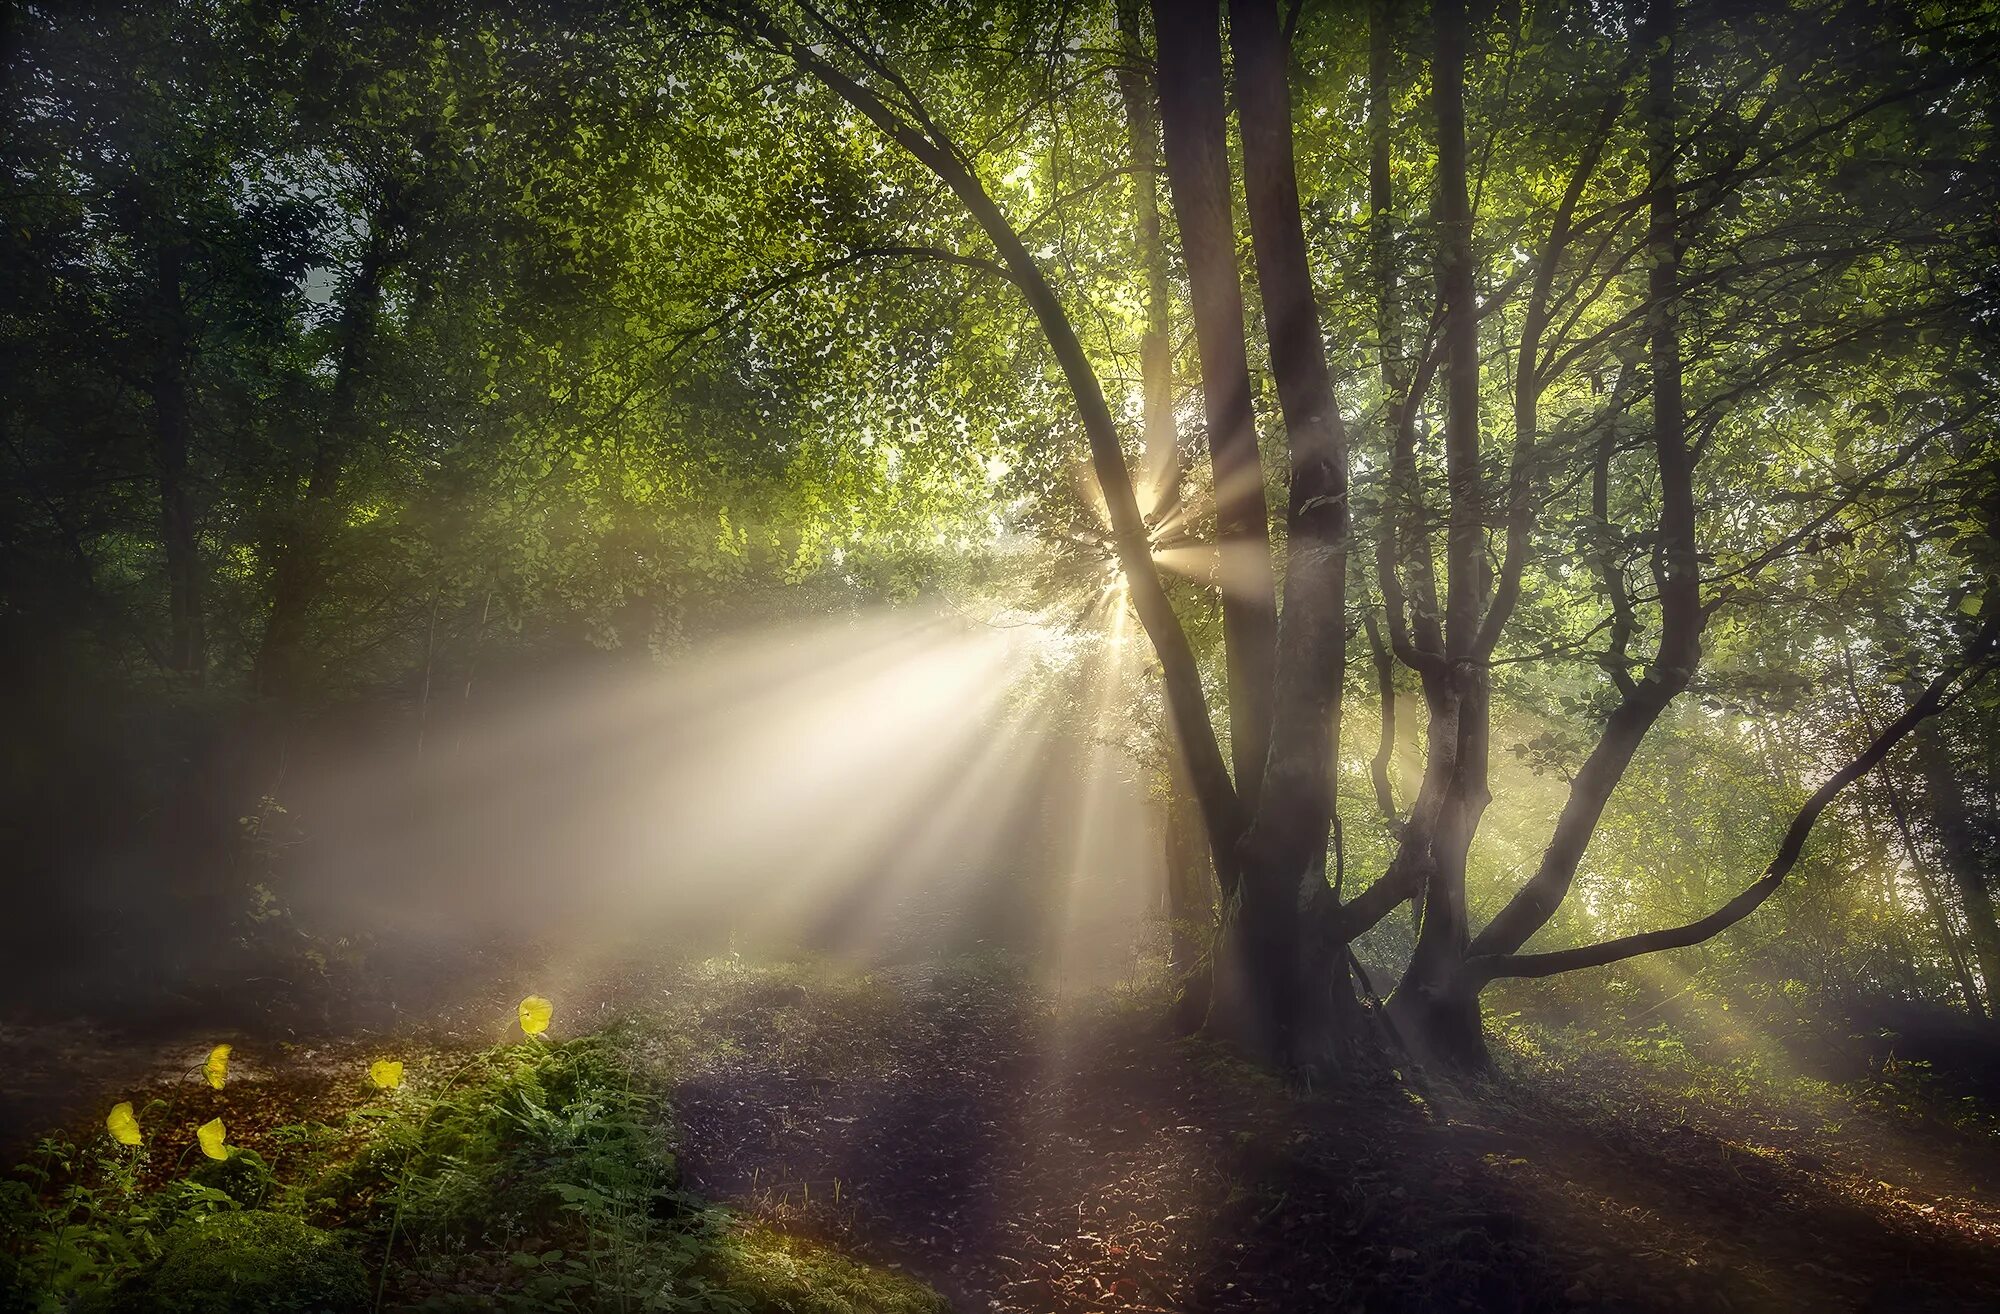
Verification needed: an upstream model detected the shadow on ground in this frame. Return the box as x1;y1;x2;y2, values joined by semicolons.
649;963;2000;1313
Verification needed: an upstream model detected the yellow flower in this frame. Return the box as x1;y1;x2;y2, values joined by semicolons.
106;1102;141;1146
368;1059;404;1090
204;1044;231;1090
196;1118;228;1161
517;995;553;1037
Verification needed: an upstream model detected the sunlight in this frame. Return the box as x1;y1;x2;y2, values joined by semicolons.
10;3;1996;1309
282;598;1169;998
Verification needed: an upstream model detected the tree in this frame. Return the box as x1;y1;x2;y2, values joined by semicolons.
5;0;1994;1073
697;0;2000;1069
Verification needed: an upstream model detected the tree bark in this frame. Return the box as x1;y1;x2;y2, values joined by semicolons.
1228;0;1361;1069
1153;0;1280;816
1388;0;1492;1067
1115;3;1215;1020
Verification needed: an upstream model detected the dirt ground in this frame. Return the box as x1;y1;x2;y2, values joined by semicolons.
653;964;2000;1313
5;957;1998;1312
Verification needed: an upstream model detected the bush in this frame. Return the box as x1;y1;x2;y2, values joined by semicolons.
5;1033;949;1314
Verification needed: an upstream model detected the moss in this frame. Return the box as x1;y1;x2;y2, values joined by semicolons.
709;1225;948;1314
105;1210;368;1314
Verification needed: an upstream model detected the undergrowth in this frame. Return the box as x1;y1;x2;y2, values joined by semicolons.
1488;998;2000;1151
0;1029;944;1313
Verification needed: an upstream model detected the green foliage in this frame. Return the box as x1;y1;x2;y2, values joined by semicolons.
706;1227;947;1314
2;1035;945;1314
330;1038;685;1243
0;1133;242;1309
188;1149;277;1211
99;1210;368;1314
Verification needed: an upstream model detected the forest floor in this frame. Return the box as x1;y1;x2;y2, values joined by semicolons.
5;953;2000;1312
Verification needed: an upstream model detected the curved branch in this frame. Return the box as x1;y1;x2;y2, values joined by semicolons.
716;0;1245;877
1464;616;2000;986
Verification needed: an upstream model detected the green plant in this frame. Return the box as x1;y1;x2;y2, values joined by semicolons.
100;1210;368;1314
4;1029;947;1314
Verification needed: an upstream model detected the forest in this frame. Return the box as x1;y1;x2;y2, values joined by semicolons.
2;0;1998;1309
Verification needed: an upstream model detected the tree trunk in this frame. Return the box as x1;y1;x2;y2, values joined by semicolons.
1226;0;1363;1070
1364;0;1427;918
1368;0;1443;669
254;222;393;700
1152;0;1280;815
1469;0;1698;966
1115;5;1214;1023
1391;664;1492;1069
1913;712;2000;1009
1364;611;1398;821
150;234;204;681
1388;0;1491;1067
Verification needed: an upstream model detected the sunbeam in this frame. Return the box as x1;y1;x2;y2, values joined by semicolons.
273;600;1169;994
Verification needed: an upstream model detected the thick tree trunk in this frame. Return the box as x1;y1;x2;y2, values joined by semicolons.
1152;0;1280;815
150;235;204;681
1391;665;1492;1068
1388;0;1490;1065
1221;0;1361;1068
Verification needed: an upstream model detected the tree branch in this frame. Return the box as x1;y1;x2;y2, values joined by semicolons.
1464;614;2000;986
